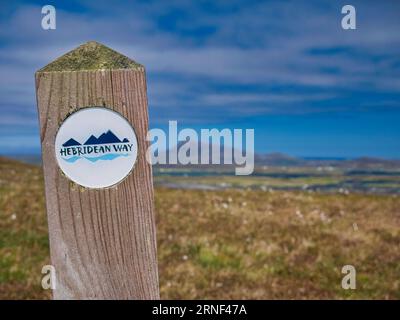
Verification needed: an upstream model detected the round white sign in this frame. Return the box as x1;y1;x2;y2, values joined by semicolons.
55;107;138;188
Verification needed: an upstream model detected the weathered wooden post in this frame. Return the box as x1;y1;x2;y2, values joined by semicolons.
35;41;159;299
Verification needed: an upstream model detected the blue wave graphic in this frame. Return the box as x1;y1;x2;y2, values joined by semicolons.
63;156;81;163
63;153;129;163
85;153;129;162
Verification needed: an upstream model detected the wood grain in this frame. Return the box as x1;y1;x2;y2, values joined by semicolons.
35;68;159;299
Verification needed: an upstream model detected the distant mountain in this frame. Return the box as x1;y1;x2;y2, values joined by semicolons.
153;143;400;170
336;157;400;169
255;154;400;169
122;138;130;143
83;130;124;145
255;153;305;166
62;138;81;147
1;154;42;165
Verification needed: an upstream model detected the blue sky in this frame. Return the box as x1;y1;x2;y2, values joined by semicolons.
0;0;400;158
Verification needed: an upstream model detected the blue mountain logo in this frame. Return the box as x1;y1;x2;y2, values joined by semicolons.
60;130;133;163
62;130;129;147
62;138;81;147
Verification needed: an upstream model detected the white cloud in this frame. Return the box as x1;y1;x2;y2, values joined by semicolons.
0;0;399;130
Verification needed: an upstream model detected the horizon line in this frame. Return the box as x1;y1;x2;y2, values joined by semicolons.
1;152;400;161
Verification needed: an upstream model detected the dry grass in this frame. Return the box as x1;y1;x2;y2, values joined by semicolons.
0;157;399;299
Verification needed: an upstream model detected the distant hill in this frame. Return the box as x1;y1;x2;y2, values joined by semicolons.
1;154;42;165
255;154;400;169
336;157;400;169
155;140;400;169
3;151;400;170
255;153;305;166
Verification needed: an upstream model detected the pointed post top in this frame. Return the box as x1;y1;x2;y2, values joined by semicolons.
37;41;142;72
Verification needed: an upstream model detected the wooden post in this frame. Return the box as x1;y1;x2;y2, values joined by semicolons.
35;41;159;299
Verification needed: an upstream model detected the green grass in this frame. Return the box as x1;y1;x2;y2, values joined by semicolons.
1;157;400;299
154;167;400;193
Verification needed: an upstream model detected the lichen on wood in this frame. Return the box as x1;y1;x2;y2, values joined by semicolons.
38;41;142;72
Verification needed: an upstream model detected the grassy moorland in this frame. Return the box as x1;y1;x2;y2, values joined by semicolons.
153;166;400;194
0;157;399;299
